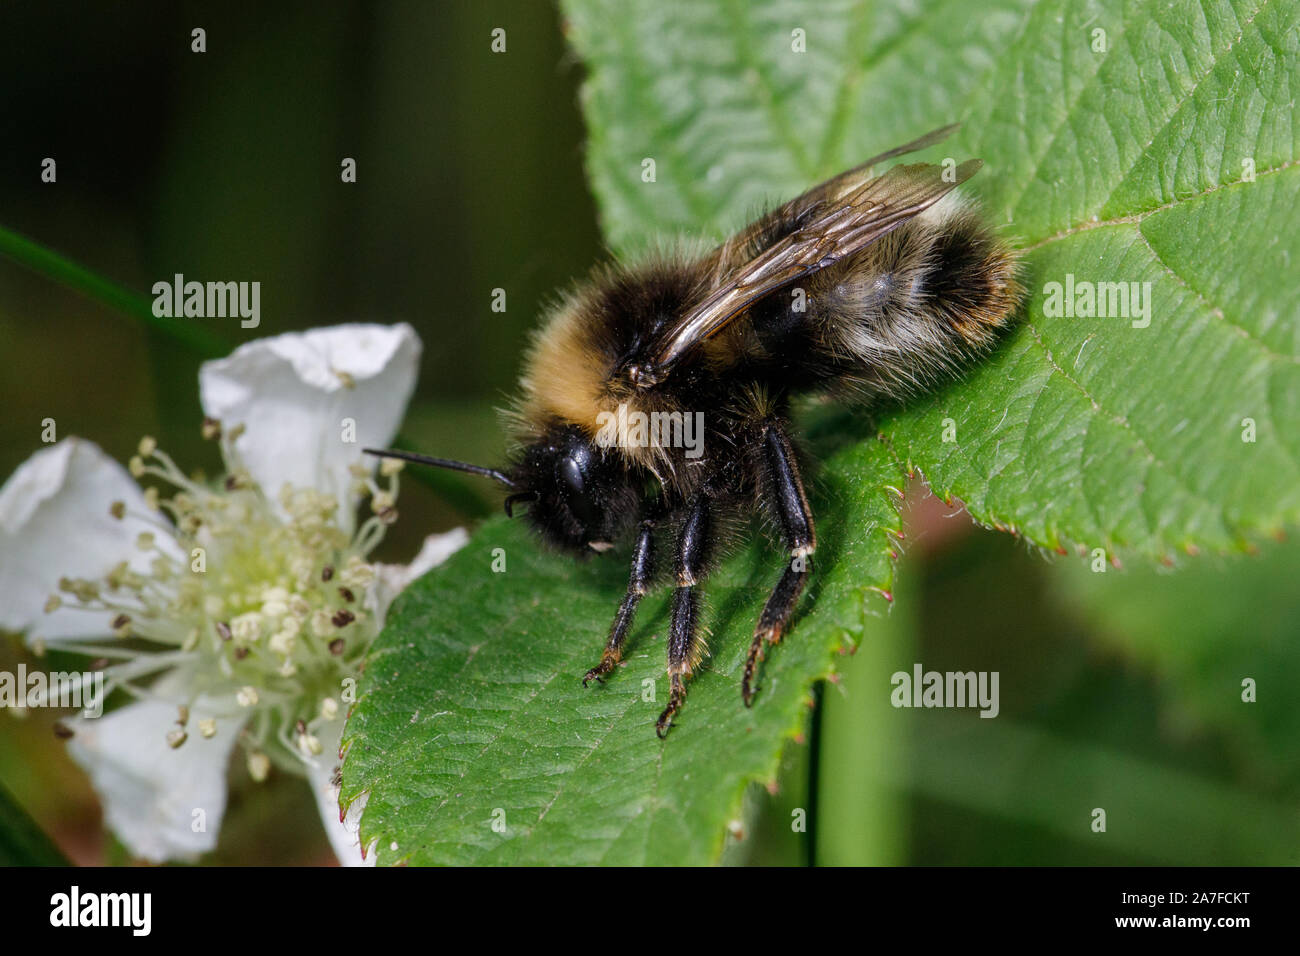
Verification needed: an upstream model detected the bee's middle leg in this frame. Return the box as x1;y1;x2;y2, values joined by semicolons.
743;423;816;706
656;494;712;738
584;518;655;686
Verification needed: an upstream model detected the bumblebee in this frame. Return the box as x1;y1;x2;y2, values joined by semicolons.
368;125;1020;737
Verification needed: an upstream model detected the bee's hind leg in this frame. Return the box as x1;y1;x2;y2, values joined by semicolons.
583;518;655;686
743;423;816;706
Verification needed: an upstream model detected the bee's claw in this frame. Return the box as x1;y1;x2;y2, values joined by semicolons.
656;681;686;737
655;705;676;738
583;652;621;688
743;627;771;708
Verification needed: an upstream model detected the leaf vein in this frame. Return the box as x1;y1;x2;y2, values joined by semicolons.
1023;320;1229;541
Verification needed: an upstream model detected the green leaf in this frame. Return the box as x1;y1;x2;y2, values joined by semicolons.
564;0;1300;561
342;432;900;865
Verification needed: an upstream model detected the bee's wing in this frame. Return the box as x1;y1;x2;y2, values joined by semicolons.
806;122;961;200
637;156;981;384
718;124;962;267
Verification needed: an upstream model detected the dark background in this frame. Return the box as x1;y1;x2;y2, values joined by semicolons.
0;0;600;532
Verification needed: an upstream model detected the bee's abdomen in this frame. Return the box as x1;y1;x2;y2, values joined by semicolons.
749;198;1020;404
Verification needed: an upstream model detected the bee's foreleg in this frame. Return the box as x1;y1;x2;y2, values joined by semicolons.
744;423;816;706
584;518;655;686
656;494;712;737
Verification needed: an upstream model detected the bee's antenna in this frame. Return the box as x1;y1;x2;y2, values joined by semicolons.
362;448;516;488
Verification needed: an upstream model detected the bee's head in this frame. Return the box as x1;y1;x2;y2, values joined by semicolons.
363;422;640;558
505;422;640;555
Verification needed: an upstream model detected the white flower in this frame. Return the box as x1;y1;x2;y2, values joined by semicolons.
0;323;467;865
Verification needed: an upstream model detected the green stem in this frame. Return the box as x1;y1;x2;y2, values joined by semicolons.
0;223;230;358
0;782;70;866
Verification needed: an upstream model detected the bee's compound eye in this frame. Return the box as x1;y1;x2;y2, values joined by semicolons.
557;456;584;494
557;456;599;527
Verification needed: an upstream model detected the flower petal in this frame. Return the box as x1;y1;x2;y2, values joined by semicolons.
308;528;466;865
305;717;375;866
371;528;469;624
0;438;172;643
198;324;421;533
66;670;245;863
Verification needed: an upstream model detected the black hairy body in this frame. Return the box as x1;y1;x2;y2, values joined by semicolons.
369;126;1020;737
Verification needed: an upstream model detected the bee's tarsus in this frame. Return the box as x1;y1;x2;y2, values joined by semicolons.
740;424;817;709
742;652;760;707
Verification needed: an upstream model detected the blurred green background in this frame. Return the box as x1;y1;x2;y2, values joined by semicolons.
1;1;1296;866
